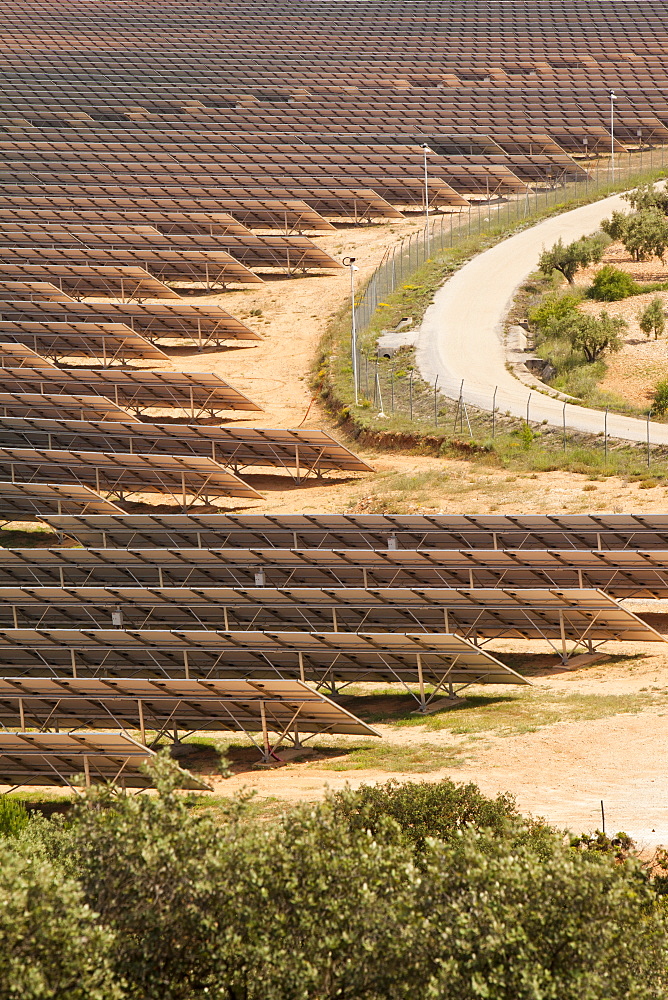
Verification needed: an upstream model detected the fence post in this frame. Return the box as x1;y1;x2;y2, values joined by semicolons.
604;407;608;464
563;402;567;451
390;366;395;414
434;374;439;426
647;409;652;468
409;370;414;421
526;392;531;427
492;385;497;438
376;373;385;417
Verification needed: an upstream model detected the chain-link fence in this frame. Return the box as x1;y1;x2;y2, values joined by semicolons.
355;349;668;473
354;148;668;333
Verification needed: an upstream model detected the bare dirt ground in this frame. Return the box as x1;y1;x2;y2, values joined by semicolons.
21;221;668;842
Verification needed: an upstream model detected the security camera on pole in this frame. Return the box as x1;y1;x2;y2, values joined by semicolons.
342;256;360;405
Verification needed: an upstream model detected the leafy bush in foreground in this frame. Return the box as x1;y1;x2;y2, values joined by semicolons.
9;761;668;1000
0;843;120;1000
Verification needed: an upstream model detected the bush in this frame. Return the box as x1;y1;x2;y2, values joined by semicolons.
325;777;553;860
0;797;29;838
13;768;668;1000
0;843;120;1000
589;264;639;301
652;379;668;415
528;291;581;333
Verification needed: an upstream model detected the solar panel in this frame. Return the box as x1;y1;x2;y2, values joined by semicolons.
0;481;121;518
0;731;210;789
6;545;668;597
42;514;668;551
0;300;261;346
0;246;264;287
0;628;527;710
0;342;56;368
0;320;169;363
0;676;380;740
0;367;262;415
0;262;182;301
0;280;75;302
0;586;655;647
0;391;139;422
0;194;335;234
0;447;262;502
0;418;373;476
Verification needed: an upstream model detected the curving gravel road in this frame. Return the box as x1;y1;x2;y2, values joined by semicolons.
414;190;668;444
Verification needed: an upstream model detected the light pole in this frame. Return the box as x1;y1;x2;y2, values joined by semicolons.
421;142;430;233
343;256;360;405
610;89;617;182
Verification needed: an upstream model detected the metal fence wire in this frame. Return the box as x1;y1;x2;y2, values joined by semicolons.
348;147;668;467
354;148;668;333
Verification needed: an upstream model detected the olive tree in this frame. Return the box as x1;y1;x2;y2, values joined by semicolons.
624;182;668;214
538;235;605;284
568;311;627;362
639;297;666;340
603;208;668;262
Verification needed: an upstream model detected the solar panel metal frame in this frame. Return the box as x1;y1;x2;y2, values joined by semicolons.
0;730;210;790
0;627;528;710
0;341;57;368
0;245;265;288
6;545;668;598
0;299;262;346
0;320;169;363
0;391;138;421
0;262;182;301
0;481;121;518
0;416;373;476
42;513;668;551
0;586;657;656
0;677;381;753
0;447;262;503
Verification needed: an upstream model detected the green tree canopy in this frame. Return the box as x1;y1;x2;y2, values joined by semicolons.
639;296;666;340
538;236;606;284
13;766;668;1000
566;310;627;362
624;182;668;215
602;208;668;262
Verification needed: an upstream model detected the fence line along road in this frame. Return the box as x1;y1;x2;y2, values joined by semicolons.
412;188;668;445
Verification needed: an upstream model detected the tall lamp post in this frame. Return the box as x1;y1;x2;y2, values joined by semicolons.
343;256;360;405
421;142;430;233
610;89;617;182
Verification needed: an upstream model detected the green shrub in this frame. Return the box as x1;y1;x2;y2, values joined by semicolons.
528;291;581;334
588;265;639;301
652;379;668;414
324;777;547;859
0;797;29;838
0;843;120;1000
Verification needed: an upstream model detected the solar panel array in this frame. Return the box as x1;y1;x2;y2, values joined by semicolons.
2;511;667;787
3;2;668;784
